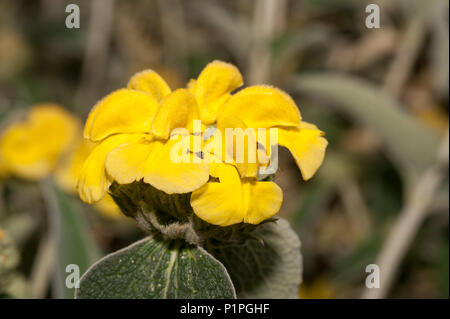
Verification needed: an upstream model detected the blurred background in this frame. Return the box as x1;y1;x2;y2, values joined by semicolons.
0;0;448;299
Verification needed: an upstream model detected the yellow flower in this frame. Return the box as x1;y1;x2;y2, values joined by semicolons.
54;135;122;219
190;61;328;226
54;138;96;192
0;104;122;219
78;60;327;227
78;71;209;204
0;104;80;180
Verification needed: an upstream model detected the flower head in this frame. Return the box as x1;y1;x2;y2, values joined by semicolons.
0;103;121;219
78;60;328;228
0;104;80;180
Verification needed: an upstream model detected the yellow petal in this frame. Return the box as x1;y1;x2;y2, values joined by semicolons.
77;134;145;203
208;162;242;184
140;136;210;194
54;139;96;193
127;69;171;102
186;78;196;92
218;85;301;129
191;182;246;226
243;180;282;224
0;123;53;179
151;89;200;139
194;60;243;124
104;139;152;185
278;123;328;180
191;163;282;226
0;104;80;180
28;104;81;156
216;115;258;178
84;89;159;141
106;136;209;194
94;194;124;219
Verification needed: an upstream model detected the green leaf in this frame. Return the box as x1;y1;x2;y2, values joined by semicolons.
290;73;440;183
40;180;101;299
76;236;236;299
210;219;302;298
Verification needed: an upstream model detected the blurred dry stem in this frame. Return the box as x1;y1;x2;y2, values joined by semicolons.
115;7;161;73
429;0;449;99
76;0;115;116
157;0;187;78
383;1;429;98
247;0;286;84
338;180;372;240
362;127;449;299
189;0;250;64
29;234;55;298
327;28;397;72
39;179;61;298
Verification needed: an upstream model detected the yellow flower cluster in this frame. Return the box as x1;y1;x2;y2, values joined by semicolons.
78;61;328;226
0;104;79;180
0;104;121;218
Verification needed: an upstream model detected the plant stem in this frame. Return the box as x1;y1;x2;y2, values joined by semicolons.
361;128;449;299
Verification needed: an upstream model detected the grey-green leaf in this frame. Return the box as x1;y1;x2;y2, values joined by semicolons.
210;218;302;298
290;73;440;184
76;236;236;299
41;180;101;299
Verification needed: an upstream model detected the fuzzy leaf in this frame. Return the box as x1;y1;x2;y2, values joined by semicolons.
76;236;236;299
41;180;101;299
291;73;440;183
210;218;302;298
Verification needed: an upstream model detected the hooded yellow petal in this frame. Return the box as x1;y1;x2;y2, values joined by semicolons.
208;161;241;184
84;89;159;141
0;104;80;180
191;163;282;226
28;104;80;157
151;89;200;139
216;115;259;178
186;78;196;92
54;139;96;193
77;133;146;203
278;123;328;180
104;139;152;185
141;136;210;194
106;135;209;194
194;60;243;124
0;123;53;179
218;85;301;129
127;69;171;102
190;182;246;226
243;180;282;224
